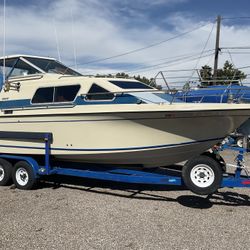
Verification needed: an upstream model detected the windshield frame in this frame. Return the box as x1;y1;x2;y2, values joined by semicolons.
0;56;82;80
23;56;82;76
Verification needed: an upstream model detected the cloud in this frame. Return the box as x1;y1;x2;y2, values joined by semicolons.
1;0;250;85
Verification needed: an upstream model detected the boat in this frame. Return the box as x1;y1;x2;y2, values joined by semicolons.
174;83;250;104
0;55;250;167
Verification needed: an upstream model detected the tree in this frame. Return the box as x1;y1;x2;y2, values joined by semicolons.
217;61;246;84
134;75;162;89
199;61;247;86
115;72;130;78
95;73;113;78
134;75;152;85
199;65;213;86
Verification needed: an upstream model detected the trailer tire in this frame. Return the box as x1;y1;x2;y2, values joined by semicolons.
0;158;12;186
182;155;222;195
12;161;37;190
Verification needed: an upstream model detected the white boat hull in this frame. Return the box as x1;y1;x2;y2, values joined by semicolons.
0;108;249;167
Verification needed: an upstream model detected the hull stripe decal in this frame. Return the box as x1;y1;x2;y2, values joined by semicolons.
0;114;247;123
0;95;139;109
0;137;224;152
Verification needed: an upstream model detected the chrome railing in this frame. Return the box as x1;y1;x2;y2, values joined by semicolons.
153;69;250;104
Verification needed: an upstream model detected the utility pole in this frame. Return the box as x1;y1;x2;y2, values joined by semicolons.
213;15;221;81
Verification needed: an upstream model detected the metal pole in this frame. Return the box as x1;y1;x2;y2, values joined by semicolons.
213;15;221;81
160;71;171;92
2;0;6;84
44;134;51;174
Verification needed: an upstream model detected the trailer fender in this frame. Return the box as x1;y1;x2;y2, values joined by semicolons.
201;151;226;172
0;154;40;178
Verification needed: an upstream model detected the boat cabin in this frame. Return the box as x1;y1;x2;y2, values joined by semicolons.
0;55;174;112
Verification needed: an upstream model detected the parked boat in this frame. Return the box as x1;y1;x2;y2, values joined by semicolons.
174;83;250;103
0;55;250;167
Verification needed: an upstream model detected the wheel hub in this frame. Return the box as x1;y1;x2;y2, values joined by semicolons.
190;164;215;188
20;173;27;181
16;168;29;186
198;172;206;178
0;167;4;181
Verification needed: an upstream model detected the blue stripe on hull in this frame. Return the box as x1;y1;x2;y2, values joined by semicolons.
0;137;224;152
0;95;139;109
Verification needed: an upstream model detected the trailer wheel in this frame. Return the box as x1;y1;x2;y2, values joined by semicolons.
236;137;243;147
182;155;222;195
0;158;12;186
12;161;37;190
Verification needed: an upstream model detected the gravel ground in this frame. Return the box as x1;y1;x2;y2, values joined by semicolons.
0;150;250;250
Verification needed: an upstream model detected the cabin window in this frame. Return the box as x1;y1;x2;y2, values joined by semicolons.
85;84;114;101
32;87;54;103
54;85;80;102
109;80;153;89
32;85;80;104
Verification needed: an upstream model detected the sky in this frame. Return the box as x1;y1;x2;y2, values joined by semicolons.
1;0;250;85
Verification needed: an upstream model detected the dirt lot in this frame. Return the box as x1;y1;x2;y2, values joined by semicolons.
0;150;250;250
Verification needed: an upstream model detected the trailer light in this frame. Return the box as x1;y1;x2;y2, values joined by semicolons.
242;180;250;185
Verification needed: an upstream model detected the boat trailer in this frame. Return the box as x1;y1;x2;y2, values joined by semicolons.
0;132;250;195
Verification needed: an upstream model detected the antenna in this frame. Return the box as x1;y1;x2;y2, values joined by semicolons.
70;7;77;70
2;0;6;83
53;19;61;62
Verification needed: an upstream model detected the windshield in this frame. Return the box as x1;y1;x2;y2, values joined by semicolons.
0;58;41;78
24;57;81;76
0;57;82;78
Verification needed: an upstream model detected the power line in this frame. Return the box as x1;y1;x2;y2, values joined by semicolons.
124;52;214;75
122;49;214;73
129;49;214;66
224;52;250;54
205;52;214;65
222;16;250;20
77;22;213;66
221;46;250;50
161;69;201;72
227;50;235;66
79;49;214;75
188;21;215;80
237;65;250;70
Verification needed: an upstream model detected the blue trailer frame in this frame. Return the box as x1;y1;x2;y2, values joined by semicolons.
0;132;250;191
219;137;250;188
